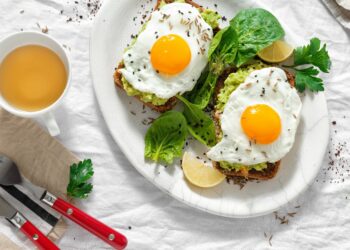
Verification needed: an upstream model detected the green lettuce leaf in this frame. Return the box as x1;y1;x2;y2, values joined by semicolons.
230;8;285;67
177;96;216;147
145;111;187;164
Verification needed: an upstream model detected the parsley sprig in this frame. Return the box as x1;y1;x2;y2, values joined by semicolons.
67;159;94;199
289;38;331;92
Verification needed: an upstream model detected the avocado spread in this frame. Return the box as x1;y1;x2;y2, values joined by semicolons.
201;9;221;29
121;0;221;106
216;62;267;112
216;61;270;172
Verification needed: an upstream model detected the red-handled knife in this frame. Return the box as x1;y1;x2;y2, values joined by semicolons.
22;179;127;250
0;195;59;250
41;191;127;249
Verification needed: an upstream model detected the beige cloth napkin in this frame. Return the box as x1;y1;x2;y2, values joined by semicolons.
0;108;78;248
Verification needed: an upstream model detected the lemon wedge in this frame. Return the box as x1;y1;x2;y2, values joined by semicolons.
257;40;294;63
182;152;226;188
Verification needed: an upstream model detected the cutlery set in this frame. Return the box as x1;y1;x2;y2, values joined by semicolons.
0;155;128;250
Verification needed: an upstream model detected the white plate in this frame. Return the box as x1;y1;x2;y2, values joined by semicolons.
90;0;329;218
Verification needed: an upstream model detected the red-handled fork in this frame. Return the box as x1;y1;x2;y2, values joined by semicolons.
0;195;59;250
41;192;127;249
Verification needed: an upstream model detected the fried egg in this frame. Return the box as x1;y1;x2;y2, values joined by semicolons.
119;3;213;99
207;67;302;165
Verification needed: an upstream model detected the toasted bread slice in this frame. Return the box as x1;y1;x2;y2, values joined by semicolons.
212;68;295;180
114;62;177;113
114;0;219;113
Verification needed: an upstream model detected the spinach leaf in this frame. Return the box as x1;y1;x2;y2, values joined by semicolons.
230;8;285;67
208;27;229;60
177;96;216;147
184;68;218;109
189;8;285;109
145;111;187;164
209;26;238;75
188;26;237;109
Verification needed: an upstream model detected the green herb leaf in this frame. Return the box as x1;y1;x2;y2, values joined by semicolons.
192;8;285;110
177;96;216;147
209;26;238;75
184;69;218;109
145;111;188;164
67;159;94;199
208;27;229;60
294;37;331;73
295;67;324;92
230;8;285;67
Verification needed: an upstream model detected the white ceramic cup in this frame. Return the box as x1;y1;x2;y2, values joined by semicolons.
0;31;71;136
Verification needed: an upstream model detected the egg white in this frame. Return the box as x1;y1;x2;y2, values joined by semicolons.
207;67;302;165
119;3;213;99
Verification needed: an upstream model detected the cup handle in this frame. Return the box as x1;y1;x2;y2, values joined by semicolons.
42;112;60;136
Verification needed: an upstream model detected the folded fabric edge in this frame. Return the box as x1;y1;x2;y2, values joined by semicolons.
322;0;350;29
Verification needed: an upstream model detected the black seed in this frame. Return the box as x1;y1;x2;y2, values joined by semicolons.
235;147;239;151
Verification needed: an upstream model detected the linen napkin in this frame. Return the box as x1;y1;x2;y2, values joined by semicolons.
323;0;350;29
0;108;78;249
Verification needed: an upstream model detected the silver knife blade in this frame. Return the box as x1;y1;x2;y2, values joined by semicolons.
19;175;46;200
0;195;17;219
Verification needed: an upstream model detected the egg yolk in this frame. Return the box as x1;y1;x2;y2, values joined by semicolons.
150;34;191;75
241;104;281;144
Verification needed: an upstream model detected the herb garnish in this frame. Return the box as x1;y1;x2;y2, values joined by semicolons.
67;159;94;199
287;38;331;92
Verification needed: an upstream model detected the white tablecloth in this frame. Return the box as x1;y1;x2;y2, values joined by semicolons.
1;0;350;249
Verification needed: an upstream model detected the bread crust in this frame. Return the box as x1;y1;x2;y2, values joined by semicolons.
113;62;177;113
212;69;295;180
113;0;218;113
